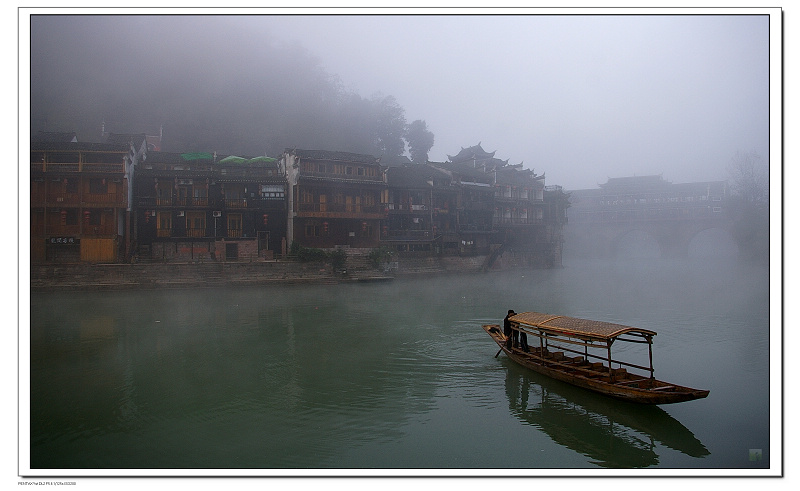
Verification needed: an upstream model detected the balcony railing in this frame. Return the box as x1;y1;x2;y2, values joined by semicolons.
138;196;209;207
41;193;81;205
387;203;430;213
223;199;248;208
176;197;210;207
137;196;285;210
83;193;123;204
32;192;124;206
494;217;543;226
297;203;386;216
384;230;433;240
300;170;384;182
31;162;125;174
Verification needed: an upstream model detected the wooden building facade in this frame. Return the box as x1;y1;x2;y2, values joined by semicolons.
133;152;287;262
283;149;387;249
30;134;145;263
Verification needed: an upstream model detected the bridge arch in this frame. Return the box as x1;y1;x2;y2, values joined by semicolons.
687;227;739;259
566;217;738;260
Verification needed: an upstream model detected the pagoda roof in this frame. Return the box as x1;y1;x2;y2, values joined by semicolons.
447;143;496;163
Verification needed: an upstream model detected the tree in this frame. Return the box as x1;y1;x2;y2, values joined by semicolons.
370;94;407;157
727;150;768;204
405;119;435;164
726;150;769;263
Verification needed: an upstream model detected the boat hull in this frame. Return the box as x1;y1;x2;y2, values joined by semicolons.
483;324;709;405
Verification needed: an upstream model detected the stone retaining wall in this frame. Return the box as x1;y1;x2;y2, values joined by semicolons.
29;250;544;292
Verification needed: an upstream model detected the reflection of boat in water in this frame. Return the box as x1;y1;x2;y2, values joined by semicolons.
504;366;709;468
484;312;710;404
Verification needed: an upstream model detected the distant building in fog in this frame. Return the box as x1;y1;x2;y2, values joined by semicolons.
568;175;728;224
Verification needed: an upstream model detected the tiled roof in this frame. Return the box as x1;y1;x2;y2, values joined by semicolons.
144;151;211;164
32;131;77;142
105;133;147;149
386;164;451;188
286;148;380;164
30;140;129;152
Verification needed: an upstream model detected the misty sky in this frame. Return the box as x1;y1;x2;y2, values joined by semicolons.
22;9;776;191
256;14;771;190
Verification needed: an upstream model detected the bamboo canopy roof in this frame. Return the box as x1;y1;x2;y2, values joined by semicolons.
510;312;657;340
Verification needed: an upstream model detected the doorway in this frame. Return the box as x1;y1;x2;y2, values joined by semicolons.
225;242;238;261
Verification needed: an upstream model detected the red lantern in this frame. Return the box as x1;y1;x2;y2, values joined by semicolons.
323;221;329;233
263;214;269;225
60;210;67;225
84;210;91;222
362;221;367;232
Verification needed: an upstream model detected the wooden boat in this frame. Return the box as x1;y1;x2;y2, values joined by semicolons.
483;311;709;405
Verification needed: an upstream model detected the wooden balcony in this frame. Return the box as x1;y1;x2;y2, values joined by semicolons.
387;203;430;214
296;203;387;219
83;193;123;205
138;196;210;208
223;199;248;208
32;192;123;207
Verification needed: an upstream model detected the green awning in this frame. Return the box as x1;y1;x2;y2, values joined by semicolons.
247;156;277;163
181;152;214;161
218;156;248;164
217;155;277;165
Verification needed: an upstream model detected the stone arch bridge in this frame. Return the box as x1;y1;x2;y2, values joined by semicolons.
564;215;736;259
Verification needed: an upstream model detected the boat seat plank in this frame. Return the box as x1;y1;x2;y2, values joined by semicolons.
650;385;676;391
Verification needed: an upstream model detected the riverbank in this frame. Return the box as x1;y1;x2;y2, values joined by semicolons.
29;254;490;292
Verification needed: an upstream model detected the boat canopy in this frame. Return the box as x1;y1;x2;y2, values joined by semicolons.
510;312;657;341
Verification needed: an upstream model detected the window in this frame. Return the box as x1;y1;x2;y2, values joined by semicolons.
157;212;172;237
186;212;206;237
88;211;101;226
261;185;284;199
89;179;107;194
227;214;242;238
65;179;79;194
65;209;78;226
305;224;321;237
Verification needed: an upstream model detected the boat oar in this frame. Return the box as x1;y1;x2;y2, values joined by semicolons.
495;348;503;358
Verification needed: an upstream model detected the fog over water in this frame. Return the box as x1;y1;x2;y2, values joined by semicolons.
26;254;773;475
